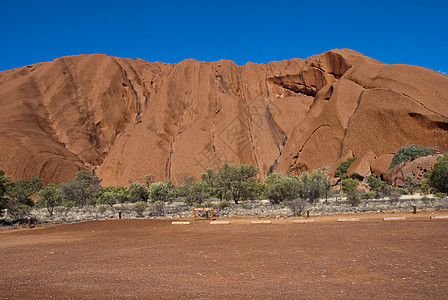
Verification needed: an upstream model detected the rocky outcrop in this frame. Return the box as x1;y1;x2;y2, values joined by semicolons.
0;49;447;185
385;154;443;186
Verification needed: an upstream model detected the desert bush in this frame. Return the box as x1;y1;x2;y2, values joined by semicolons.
201;168;224;200
389;187;404;203
97;205;108;215
219;200;231;209
298;169;332;203
342;178;361;206
5;177;42;208
128;182;149;202
287;198;307;216
425;154;448;193
149;181;175;203
132;201;148;217
150;201;165;217
404;174;417;194
361;191;376;200
179;178;209;206
265;173;301;204
98;190;117;208
218;162;259;204
335;157;356;179
60;171;101;207
7;204;32;220
435;192;447;199
37;184;62;216
390;145;436;169
366;174;390;198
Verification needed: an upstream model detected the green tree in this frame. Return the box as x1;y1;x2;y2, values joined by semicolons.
342;178;361;206
98;188;118;208
148;181;174;203
5;177;43;207
60;170;101;207
390;145;436;169
178;177;209;206
128;182;149;202
425;154;448;193
112;186;129;203
265;173;301;204
366;174;390;198
335;157;357;179
299;169;332;203
218;162;258;204
37;184;62;216
3;177;43;219
201;168;225;200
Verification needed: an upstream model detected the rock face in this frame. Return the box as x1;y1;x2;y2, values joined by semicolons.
1;49;447;186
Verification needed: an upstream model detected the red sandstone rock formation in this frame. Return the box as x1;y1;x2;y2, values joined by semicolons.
385;154;443;186
1;49;447;185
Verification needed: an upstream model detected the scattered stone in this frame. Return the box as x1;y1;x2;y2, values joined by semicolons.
171;221;190;225
383;217;406;221
430;216;448;219
293;219;315;223
337;218;360;222
251;220;272;224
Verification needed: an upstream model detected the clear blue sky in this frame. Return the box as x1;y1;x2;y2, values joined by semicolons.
1;0;447;73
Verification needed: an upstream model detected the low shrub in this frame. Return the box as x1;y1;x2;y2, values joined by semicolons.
435;192;447;199
132;201;148;217
389;187;404;203
361;191;376;200
219;200;231;209
150;201;164;217
287;198;306;216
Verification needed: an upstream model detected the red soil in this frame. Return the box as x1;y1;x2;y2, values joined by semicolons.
1;212;447;299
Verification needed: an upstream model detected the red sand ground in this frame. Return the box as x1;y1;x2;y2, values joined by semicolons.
1;212;447;299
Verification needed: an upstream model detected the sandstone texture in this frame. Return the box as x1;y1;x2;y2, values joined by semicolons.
1;49;447;185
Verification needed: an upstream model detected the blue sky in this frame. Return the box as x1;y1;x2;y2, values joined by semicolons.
1;0;447;73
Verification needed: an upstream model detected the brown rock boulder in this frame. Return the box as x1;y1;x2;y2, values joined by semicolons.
347;150;377;180
370;154;395;179
385;154;442;186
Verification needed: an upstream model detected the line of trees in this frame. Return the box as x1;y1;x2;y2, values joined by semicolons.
0;162;333;220
1;153;447;221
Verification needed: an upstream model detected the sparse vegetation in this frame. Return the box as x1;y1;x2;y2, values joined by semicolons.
1;157;447;226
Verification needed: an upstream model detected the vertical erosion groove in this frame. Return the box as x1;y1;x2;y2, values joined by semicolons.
338;90;364;159
239;71;260;171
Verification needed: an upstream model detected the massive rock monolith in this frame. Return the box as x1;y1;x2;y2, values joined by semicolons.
0;49;447;185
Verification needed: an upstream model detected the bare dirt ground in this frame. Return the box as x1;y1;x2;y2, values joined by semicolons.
1;212;447;299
